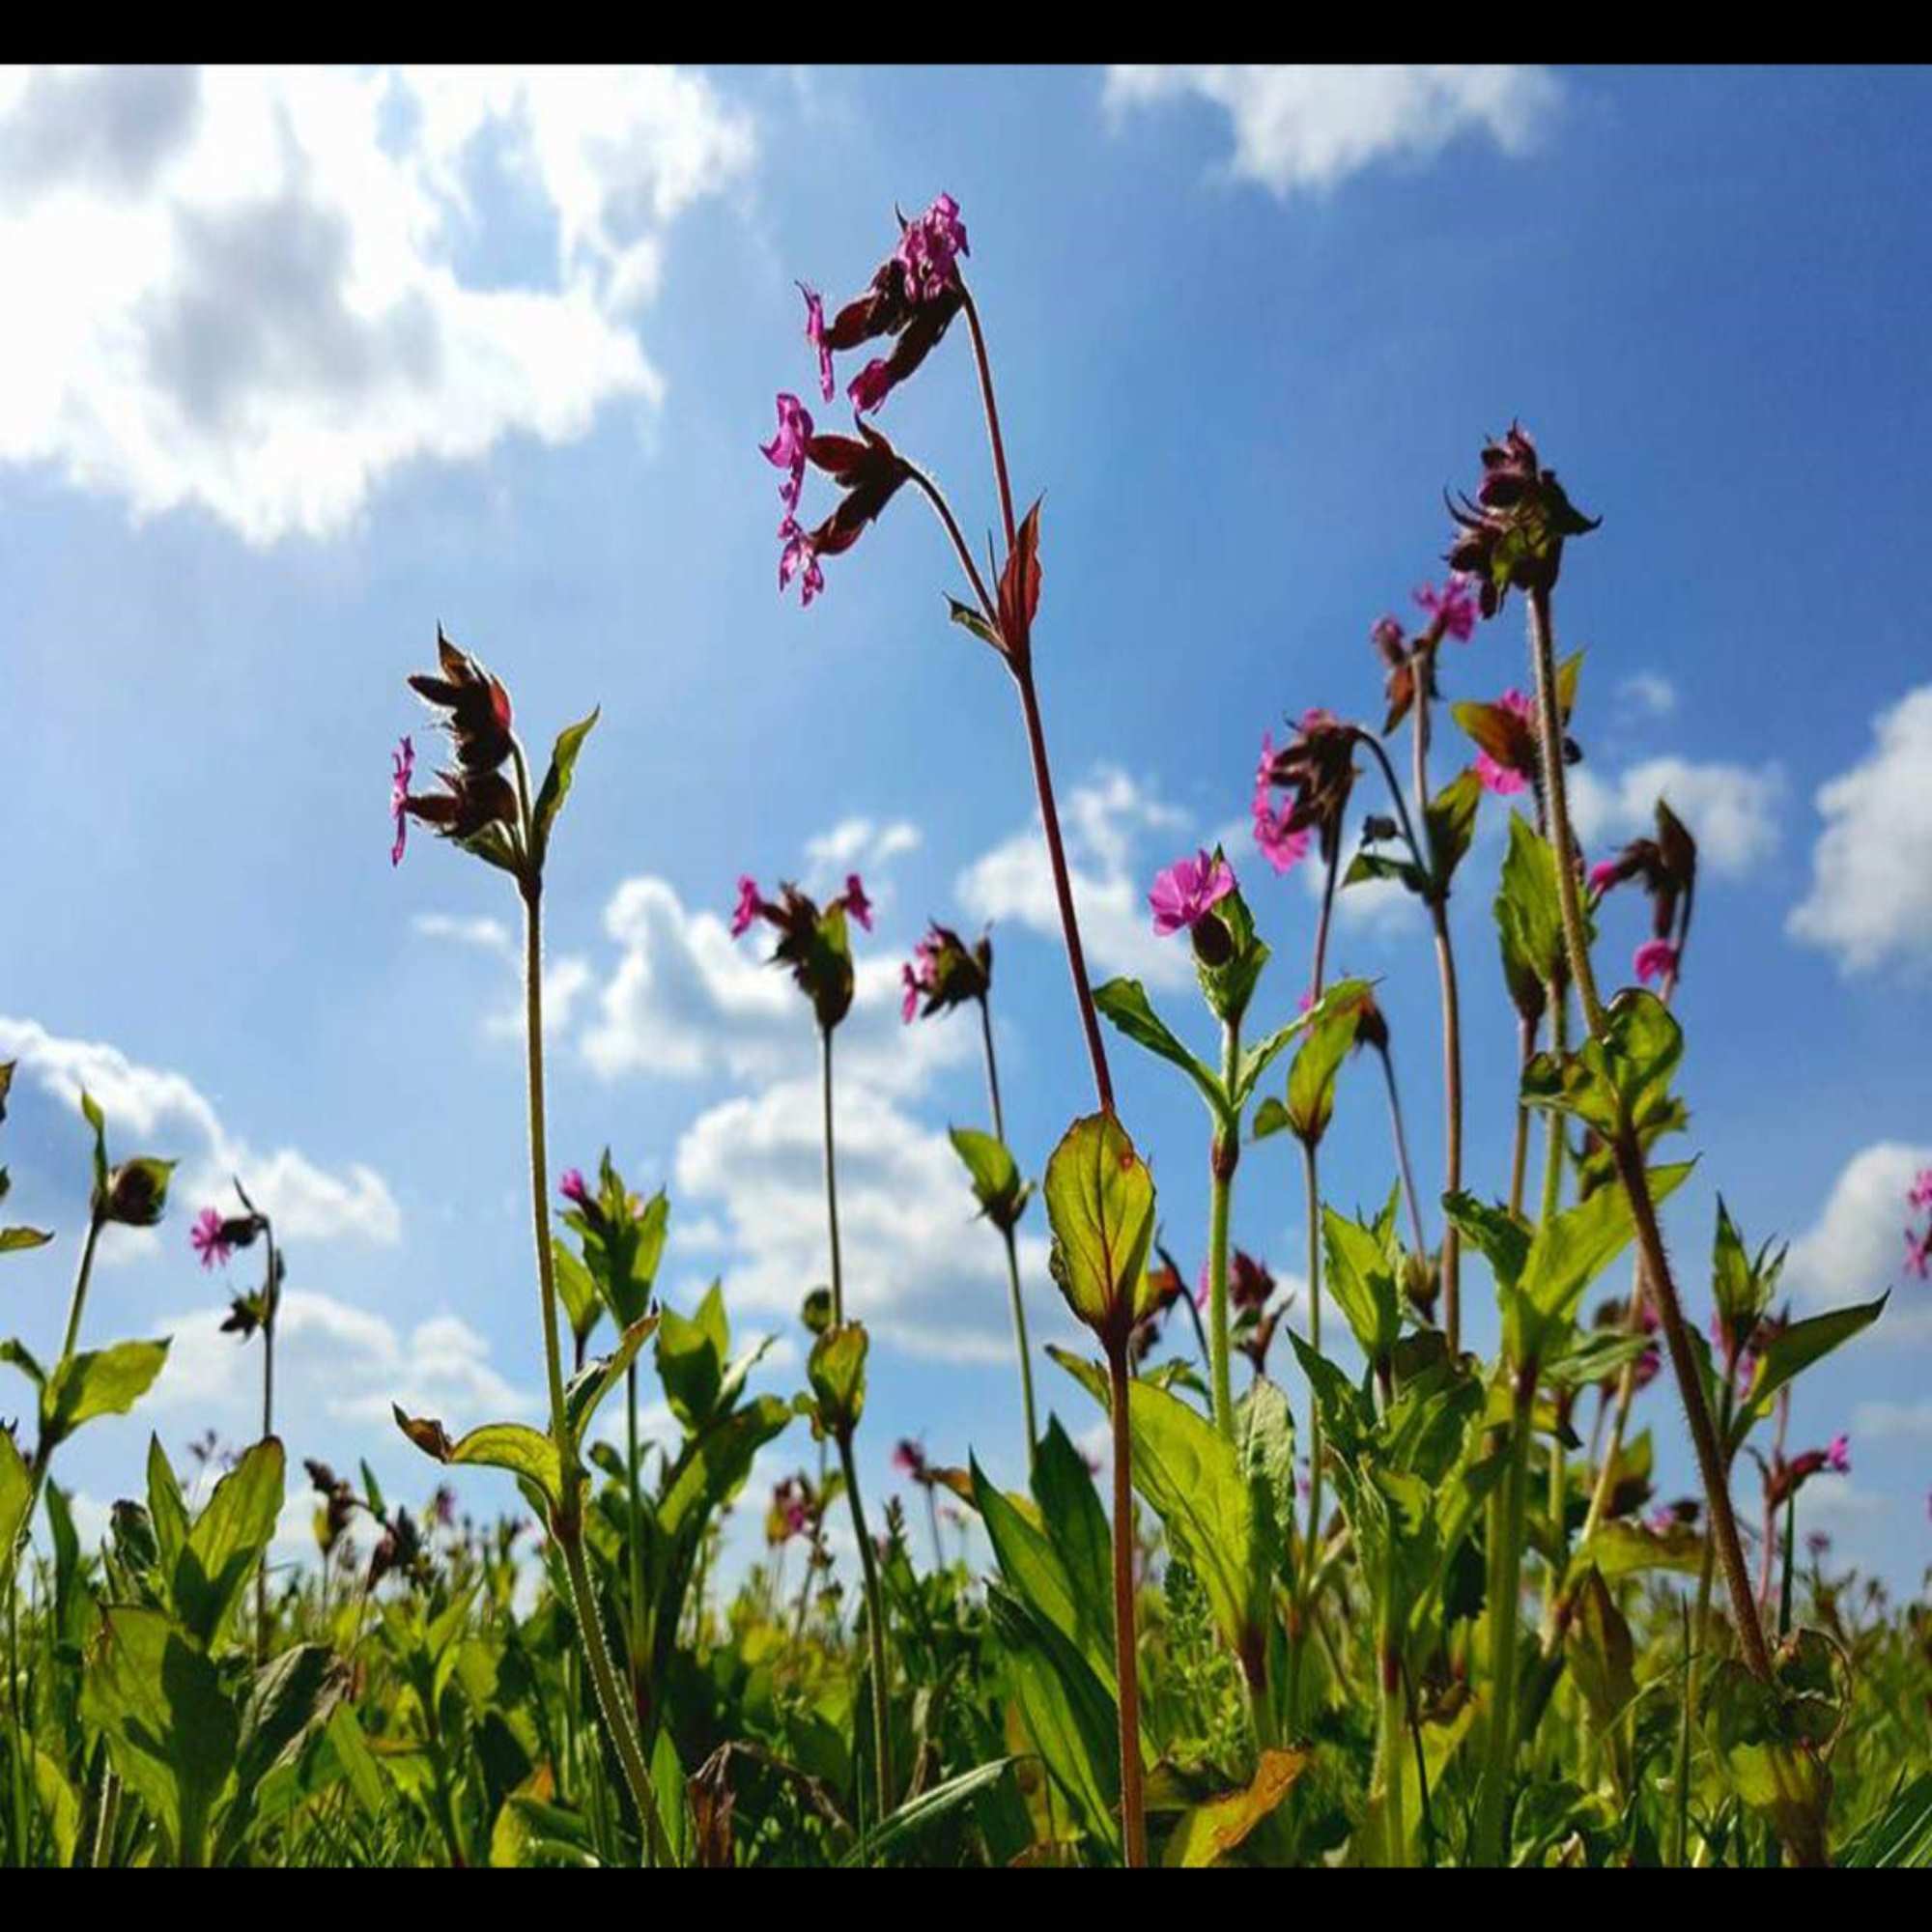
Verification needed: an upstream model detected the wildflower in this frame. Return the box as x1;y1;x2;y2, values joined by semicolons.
1228;1250;1275;1314
1634;938;1680;985
731;875;766;939
1805;1530;1832;1557
895;193;969;303
893;1438;929;1483
430;1484;457;1529
389;735;414;867
1415;574;1479;642
1911;1168;1932;1212
1149;849;1236;937
900;923;992;1024
191;1206;233;1270
799;284;834;402
1252;732;1313;874
842;872;873;932
558;1169;592;1212
732;875;867;1031
1257;709;1361;865
402;631;518;850
772;419;912;605
1906;1229;1931;1282
1828;1433;1851;1474
761;392;814;519
1445;423;1600;617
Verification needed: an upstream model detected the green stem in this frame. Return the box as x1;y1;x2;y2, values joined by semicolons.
625;1361;645;1697
1525;585;1775;1693
1105;1342;1148;1866
821;1026;844;1327
1377;1042;1429;1262
511;747;668;1864
1508;1013;1535;1221
1475;1376;1534;1866
1378;1634;1408;1868
835;1428;895;1829
979;999;1037;1468
1206;1016;1240;1440
256;1222;277;1667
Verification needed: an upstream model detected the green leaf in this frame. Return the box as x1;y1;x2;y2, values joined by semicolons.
83;1604;239;1864
1032;1416;1114;1668
564;1316;659;1446
946;597;1004;652
972;1458;1102;1684
325;1704;388;1818
530;705;599;866
0;1226;53;1253
1090;980;1227;1122
552;1240;603;1350
1283;980;1372;1146
218;1643;345;1861
657;1293;727;1431
1423;767;1483;890
1495;813;1573;1022
392;1408;561;1510
949;1126;1030;1232
1523;988;1684;1141
1573;1517;1706;1581
1321;1206;1404;1365
807;1322;868;1434
0;1427;30;1561
1042;1112;1159;1343
176;1436;285;1650
81;1089;107;1194
40;1337;170;1449
1050;1346;1265;1673
843;1758;1019;1866
657;1393;792;1544
1344;850;1430;898
1729;1296;1887;1453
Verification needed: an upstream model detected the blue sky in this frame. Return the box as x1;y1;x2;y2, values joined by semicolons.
3;64;1930;1595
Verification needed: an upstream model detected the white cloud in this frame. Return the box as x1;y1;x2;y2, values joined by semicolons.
1567;755;1783;877
412;911;592;1037
0;64;755;542
1617;672;1678;720
1852;1399;1932;1443
578;874;966;1096
803;817;922;886
956;766;1194;989
147;1287;528;1434
1787;685;1932;976
1101;65;1560;197
0;1014;400;1245
673;1075;1068;1365
1784;1140;1932;1338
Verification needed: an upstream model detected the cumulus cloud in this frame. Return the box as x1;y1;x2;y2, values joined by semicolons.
1567;755;1783;876
1784;1140;1932;1340
1101;65;1560;197
956;766;1193;989
412;912;592;1037
1786;685;1932;976
673;1075;1067;1365
1617;672;1678;720
0;1014;400;1245
0;64;755;542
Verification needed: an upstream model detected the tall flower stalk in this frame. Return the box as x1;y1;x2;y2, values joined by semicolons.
390;633;669;1863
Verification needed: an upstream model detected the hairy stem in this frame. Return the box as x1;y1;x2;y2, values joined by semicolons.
836;1427;895;1830
1206;1016;1240;1440
1105;1341;1148;1867
980;999;1037;1466
821;1026;844;1327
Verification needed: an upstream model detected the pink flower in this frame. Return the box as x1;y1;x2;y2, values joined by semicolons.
1252;731;1312;875
389;735;414;867
900;962;922;1025
761;393;814;521
841;873;873;931
1475;690;1534;796
1827;1434;1851;1474
1634;938;1680;985
1907;1229;1931;1281
895;193;968;304
558;1170;591;1211
848;357;894;415
779;519;825;607
1909;1167;1932;1212
893;1438;927;1480
731;875;766;939
1150;849;1236;937
190;1207;233;1270
799;283;834;402
1415;574;1479;642
1587;859;1621;895
901;933;942;1025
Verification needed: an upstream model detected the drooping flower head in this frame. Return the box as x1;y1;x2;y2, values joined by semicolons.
1828;1433;1851;1474
1150;849;1236;938
401;630;519;853
900;922;993;1024
1252;731;1313;874
1445;424;1600;617
1590;798;1698;992
1257;708;1361;867
1472;689;1535;796
892;1438;931;1484
389;735;415;867
731;874;870;1031
799;284;834;402
1910;1167;1932;1213
191;1206;233;1270
768;416;912;607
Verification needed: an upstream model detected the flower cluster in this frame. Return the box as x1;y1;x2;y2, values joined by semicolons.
1254;709;1361;867
396;630;518;854
1589;797;1697;989
1445;422;1601;616
900;922;992;1024
762;402;912;608
732;872;873;1031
